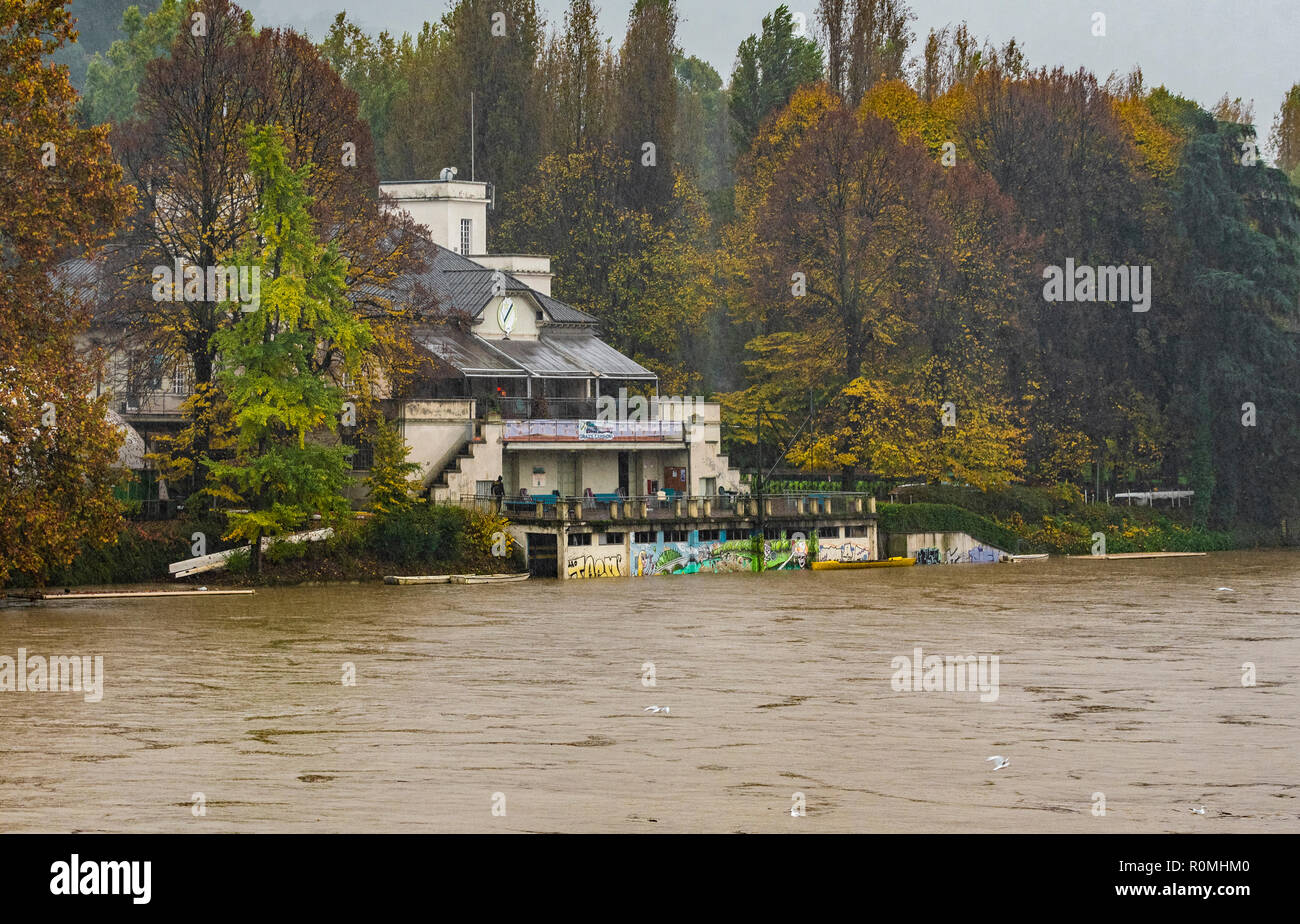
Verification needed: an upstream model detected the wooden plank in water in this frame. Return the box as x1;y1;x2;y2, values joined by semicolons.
384;575;453;585
168;528;334;575
38;589;255;600
1067;551;1207;559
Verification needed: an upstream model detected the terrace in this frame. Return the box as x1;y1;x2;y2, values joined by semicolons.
460;491;879;522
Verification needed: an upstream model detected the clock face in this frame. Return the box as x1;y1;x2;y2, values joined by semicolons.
497;297;516;334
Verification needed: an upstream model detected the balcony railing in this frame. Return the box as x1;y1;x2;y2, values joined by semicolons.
460;492;878;521
502;418;684;442
491;397;597;420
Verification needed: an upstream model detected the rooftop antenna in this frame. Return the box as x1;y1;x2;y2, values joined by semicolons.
470;91;475;181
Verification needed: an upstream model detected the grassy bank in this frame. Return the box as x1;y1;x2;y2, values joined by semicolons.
7;504;523;589
880;484;1260;555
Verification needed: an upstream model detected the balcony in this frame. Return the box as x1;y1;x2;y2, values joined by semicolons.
460;492;877;522
491;396;596;419
502;418;684;443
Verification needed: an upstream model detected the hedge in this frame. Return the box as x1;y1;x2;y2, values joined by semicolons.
877;503;1027;553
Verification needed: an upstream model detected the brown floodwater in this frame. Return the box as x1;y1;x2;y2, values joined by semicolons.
2;550;1297;833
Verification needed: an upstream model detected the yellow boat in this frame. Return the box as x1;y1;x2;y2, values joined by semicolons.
811;557;915;570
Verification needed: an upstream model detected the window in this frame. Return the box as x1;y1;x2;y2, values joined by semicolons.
663;529;689;543
342;429;373;472
603;532;624;545
171;362;190;395
568;532;592;546
843;525;870;538
763;527;786;539
697;529;720;542
460;218;472;255
633;531;656;544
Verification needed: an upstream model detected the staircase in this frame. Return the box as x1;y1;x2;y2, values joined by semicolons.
425;420;498;503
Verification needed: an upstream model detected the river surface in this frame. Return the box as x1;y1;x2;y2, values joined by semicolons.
2;550;1297;833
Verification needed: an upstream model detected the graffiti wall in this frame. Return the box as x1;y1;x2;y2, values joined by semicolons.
901;532;1007;565
815;537;876;564
565;549;628;579
630;533;811;576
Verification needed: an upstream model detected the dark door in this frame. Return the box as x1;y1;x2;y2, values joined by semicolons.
664;466;687;493
526;533;558;578
617;452;629;496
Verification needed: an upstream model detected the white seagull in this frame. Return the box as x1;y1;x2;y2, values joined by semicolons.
986;755;1011;771
1215;587;1234;593
644;705;670;714
1190;805;1206;815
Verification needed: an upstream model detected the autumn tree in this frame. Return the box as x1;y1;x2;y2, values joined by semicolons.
816;0;913;107
105;0;433;505
0;0;134;586
205;126;372;574
728;89;1031;488
498;147;712;390
1269;82;1300;182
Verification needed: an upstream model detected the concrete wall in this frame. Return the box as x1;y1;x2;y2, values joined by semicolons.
678;402;741;493
564;531;630;578
474;254;553;296
894;531;1008;564
815;530;878;563
398;398;477;489
380;180;489;255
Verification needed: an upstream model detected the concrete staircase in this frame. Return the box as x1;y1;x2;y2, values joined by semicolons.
425;420;502;503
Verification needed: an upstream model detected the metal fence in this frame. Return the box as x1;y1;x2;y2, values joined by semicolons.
459;492;877;522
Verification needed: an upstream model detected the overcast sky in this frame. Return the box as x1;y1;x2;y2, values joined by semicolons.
241;0;1299;133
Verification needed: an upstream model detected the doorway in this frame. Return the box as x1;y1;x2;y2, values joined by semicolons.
526;533;557;578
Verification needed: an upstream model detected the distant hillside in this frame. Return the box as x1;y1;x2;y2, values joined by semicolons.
51;0;162;89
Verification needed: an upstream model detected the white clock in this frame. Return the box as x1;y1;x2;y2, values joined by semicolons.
497;297;516;335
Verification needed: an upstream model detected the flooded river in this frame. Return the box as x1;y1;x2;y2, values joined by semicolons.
2;550;1298;832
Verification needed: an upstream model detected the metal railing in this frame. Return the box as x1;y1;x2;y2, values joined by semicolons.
490;397;597;420
501;418;684;442
459;491;878;521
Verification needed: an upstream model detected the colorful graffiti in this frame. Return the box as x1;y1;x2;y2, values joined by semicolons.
915;544;1002;565
630;535;810;576
566;551;627;578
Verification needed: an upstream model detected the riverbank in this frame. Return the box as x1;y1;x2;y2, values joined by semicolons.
3;503;525;590
4;485;1292;591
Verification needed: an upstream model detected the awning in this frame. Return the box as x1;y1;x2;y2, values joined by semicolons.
412;326;657;382
544;330;657;380
414;327;528;377
484;336;594;379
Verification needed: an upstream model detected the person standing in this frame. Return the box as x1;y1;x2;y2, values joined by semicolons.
491;475;505;512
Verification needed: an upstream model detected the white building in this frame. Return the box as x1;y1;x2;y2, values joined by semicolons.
378;176;741;507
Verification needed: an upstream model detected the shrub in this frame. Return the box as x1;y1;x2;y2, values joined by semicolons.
878;503;1025;553
363;503;471;568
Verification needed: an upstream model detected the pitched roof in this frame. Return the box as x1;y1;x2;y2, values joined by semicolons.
359;237;600;325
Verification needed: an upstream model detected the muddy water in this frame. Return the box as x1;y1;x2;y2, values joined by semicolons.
1;550;1297;833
